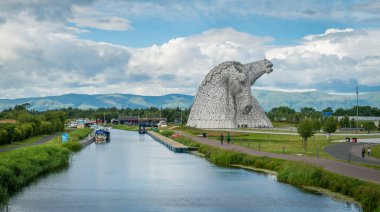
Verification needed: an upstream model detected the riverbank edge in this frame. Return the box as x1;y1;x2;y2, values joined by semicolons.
0;128;93;205
164;133;380;212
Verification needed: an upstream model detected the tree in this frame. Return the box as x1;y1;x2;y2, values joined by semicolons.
363;122;376;133
323;117;337;141
312;119;321;132
322;107;333;113
297;119;315;150
350;118;357;128
339;115;350;128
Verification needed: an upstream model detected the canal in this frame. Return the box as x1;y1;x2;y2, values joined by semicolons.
7;129;359;211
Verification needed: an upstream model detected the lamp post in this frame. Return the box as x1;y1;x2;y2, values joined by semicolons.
356;85;359;132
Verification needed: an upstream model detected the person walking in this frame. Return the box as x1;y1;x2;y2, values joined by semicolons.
362;146;365;158
227;132;231;144
220;133;224;145
368;146;371;157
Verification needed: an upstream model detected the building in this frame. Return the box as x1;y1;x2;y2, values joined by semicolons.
338;116;380;127
118;116;139;125
118;116;167;126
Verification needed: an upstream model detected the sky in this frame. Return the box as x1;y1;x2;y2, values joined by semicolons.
0;0;380;99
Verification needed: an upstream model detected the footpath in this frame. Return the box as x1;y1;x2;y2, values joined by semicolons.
325;142;380;166
0;132;61;153
176;131;380;184
0;130;95;153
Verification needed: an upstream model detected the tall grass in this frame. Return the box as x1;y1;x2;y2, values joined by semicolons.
68;128;92;141
0;145;71;204
161;131;380;212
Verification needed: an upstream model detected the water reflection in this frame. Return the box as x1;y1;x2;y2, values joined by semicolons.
7;129;360;212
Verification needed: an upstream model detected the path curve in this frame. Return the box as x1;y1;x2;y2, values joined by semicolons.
176;131;380;184
324;142;380;165
0;132;61;153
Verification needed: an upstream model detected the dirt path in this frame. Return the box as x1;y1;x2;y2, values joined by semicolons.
176;131;380;184
0;132;61;153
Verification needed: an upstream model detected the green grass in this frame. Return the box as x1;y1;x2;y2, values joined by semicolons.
372;145;380;159
226;134;333;158
177;126;379;159
0;135;45;150
111;124;139;131
0;127;93;205
272;121;298;128
159;131;380;212
0;145;71;204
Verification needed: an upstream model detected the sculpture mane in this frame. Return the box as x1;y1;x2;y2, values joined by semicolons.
187;59;273;129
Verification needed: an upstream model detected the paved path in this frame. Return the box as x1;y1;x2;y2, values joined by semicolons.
324;142;380;165
0;132;61;153
176;131;380;184
206;128;380;137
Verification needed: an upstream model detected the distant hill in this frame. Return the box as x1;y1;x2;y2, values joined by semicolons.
0;90;379;112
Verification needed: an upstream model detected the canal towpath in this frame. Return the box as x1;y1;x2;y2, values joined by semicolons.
0;130;95;153
0;132;61;153
176;131;380;184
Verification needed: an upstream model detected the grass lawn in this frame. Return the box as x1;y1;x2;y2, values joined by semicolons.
0;135;45;150
271;121;298;128
176;126;380;159
371;144;380;159
45;128;92;145
111;124;139;131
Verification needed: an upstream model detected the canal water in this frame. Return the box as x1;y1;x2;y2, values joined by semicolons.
7;129;360;211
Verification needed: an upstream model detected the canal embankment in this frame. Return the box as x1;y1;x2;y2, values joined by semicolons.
0;128;93;205
159;130;380;212
147;131;188;153
7;129;361;212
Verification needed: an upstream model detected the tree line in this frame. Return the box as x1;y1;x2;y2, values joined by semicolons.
0;104;65;145
60;106;191;124
268;105;380;124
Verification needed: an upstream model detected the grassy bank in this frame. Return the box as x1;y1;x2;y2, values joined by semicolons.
0;135;44;150
111;124;139;131
176;126;379;159
0;128;93;204
372;145;380;159
160;130;380;212
0;145;71;204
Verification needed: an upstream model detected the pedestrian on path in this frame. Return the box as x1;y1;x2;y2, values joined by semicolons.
227;132;231;144
220;133;224;145
362;146;365;158
368;147;371;157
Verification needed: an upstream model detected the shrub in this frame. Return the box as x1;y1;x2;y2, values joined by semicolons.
62;141;82;152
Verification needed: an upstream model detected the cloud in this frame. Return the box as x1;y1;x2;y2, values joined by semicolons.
0;0;379;98
263;28;380;91
69;5;130;31
126;28;273;95
93;0;380;24
70;16;130;31
0;16;131;99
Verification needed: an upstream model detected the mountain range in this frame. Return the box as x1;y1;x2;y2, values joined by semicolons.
0;90;379;112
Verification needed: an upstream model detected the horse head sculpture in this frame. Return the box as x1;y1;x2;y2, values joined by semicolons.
187;59;273;129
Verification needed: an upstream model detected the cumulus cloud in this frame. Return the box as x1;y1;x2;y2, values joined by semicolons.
263;28;380;92
126;28;273;95
0;0;380;98
0;16;131;99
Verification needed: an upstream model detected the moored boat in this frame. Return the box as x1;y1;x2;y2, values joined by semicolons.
95;129;108;143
